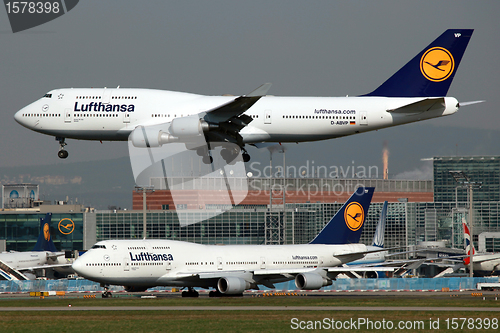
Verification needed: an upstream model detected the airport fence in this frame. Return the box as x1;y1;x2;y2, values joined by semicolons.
0;277;498;293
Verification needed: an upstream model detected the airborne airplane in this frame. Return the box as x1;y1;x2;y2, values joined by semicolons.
71;187;395;297
15;29;474;162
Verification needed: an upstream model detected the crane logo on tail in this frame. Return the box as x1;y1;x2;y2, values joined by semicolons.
43;223;50;241
420;47;455;82
344;202;365;231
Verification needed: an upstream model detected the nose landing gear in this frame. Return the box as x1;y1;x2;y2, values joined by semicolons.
56;137;68;159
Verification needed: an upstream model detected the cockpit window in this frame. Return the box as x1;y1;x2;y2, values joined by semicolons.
91;244;106;249
43;93;52;98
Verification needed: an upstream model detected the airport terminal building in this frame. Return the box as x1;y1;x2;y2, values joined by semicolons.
1;156;500;257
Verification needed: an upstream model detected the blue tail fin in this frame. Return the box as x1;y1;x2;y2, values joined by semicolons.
32;213;58;252
372;201;388;248
363;29;473;97
309;187;374;245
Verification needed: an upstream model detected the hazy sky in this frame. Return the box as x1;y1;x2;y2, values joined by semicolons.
1;1;499;177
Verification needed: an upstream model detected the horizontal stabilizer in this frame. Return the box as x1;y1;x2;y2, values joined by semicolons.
459;100;485;107
387;98;445;113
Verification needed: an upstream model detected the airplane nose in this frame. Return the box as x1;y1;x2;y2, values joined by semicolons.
71;258;84;275
14;109;23;125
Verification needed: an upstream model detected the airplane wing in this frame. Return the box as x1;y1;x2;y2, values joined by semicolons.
201;83;272;123
18;263;73;272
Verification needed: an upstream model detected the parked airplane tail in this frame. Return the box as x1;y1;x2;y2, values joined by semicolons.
372;201;388;248
32;213;58;252
463;221;476;265
309;187;374;245
364;29;473;98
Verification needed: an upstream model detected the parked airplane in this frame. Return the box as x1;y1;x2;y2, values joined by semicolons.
71;187;396;297
463;222;500;276
0;213;72;280
335;201;389;278
15;29;474;162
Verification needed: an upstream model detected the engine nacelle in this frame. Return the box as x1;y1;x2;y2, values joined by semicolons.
363;271;379;279
295;272;332;290
123;286;150;292
130;126;178;148
169;117;208;137
217;276;251;294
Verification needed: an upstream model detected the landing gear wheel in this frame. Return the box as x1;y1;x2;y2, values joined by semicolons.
102;285;112;298
221;148;238;164
58;150;69;159
181;287;199;298
202;155;213;164
56;137;68;159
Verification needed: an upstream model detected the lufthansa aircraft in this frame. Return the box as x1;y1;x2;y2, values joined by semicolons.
15;29;474;162
0;213;71;280
71;187;395;297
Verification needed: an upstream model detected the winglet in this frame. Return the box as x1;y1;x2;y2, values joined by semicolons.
32;213;58;252
309;187;374;245
246;83;272;97
372;201;388;248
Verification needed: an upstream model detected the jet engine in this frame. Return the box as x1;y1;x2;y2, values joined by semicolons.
129;126;177;148
123;286;150;292
295;272;332;290
169;117;208;137
130;118;215;148
363;271;379;279
217;276;251;294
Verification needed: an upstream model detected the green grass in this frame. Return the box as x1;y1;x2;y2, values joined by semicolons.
0;310;499;333
1;295;499;332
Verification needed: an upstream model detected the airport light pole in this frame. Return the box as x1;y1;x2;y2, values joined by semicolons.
135;186;155;239
449;171;482;278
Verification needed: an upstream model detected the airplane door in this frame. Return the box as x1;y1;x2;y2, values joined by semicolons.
64;108;72;123
217;257;223;270
123;257;130;271
260;257;266;269
123;113;131;123
102;88;112;104
264;110;272;124
360;112;368;125
165;261;171;271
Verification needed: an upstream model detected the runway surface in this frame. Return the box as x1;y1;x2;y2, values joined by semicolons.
1;306;500;311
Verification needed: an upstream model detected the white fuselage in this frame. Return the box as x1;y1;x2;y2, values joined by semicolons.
72;239;367;288
0;251;52;269
14;88;458;144
471;254;500;276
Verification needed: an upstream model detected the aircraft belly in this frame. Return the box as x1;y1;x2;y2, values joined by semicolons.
33;128;130;141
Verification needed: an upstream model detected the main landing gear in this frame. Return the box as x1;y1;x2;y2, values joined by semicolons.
56;137;68;159
102;285;112;298
197;145;251;164
181;287;199;298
